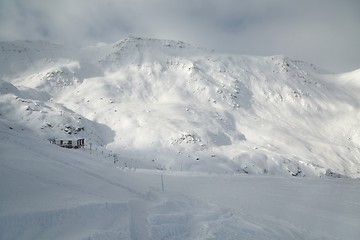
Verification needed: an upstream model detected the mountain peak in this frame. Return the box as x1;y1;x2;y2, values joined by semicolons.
112;36;195;49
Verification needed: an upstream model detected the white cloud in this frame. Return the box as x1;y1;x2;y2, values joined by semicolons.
0;0;359;72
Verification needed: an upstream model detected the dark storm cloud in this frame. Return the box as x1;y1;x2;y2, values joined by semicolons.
0;0;359;72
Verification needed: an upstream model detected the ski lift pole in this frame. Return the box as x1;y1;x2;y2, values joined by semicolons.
161;173;164;191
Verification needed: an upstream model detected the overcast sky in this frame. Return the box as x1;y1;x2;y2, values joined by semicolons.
0;0;359;72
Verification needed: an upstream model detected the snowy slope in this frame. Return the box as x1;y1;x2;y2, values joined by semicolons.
1;36;360;178
1;121;360;240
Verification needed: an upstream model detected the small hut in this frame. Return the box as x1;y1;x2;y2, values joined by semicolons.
50;138;85;149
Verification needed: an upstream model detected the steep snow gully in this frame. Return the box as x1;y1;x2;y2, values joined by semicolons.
1;37;360;239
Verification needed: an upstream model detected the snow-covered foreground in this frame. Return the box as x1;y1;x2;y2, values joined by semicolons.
1;123;359;240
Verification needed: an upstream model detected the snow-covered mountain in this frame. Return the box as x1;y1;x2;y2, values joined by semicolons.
1;36;360;177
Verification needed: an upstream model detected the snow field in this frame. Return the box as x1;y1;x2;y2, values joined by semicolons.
1;123;360;239
1;135;359;239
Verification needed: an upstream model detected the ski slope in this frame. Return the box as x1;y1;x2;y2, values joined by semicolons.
1;123;359;240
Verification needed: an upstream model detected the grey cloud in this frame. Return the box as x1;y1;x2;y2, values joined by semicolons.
0;0;359;72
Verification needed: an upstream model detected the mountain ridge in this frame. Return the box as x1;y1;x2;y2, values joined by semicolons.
1;37;359;177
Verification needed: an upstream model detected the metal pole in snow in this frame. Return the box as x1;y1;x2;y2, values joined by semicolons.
161;173;164;191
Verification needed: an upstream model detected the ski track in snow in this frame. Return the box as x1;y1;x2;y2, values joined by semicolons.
0;191;343;240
